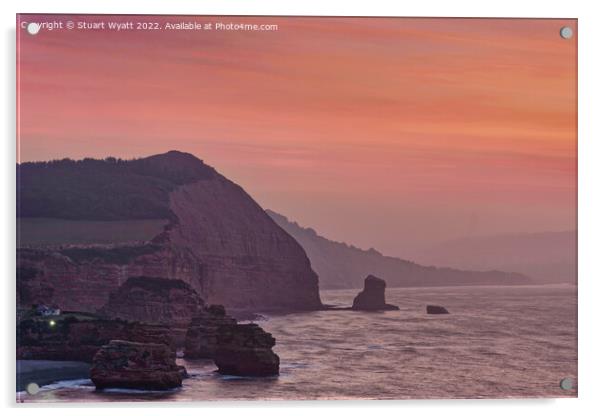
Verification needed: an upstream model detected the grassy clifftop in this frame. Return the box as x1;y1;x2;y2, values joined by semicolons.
17;151;215;220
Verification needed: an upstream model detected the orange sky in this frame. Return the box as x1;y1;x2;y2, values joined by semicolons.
17;15;577;257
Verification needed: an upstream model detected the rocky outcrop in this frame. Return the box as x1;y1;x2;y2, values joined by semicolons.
16;244;200;314
426;305;449;314
17;315;174;362
184;304;280;377
99;276;204;345
184;305;236;359
351;275;399;311
91;340;183;390
17;151;322;318
100;277;203;326
214;323;280;377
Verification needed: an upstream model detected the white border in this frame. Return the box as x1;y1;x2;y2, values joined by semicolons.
2;1;601;415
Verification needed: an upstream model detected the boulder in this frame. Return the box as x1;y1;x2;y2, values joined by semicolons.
426;305;449;314
90;340;183;390
214;323;279;377
351;275;399;311
184;304;237;359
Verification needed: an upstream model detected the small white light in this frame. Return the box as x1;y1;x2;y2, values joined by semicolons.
27;22;41;35
49;320;56;327
560;26;573;40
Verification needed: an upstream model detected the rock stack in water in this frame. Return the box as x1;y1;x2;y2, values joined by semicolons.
184;305;237;359
214;323;280;377
426;305;449;314
183;304;280;376
351;275;399;311
90;340;184;390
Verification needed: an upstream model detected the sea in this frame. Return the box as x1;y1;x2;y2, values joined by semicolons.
17;285;577;402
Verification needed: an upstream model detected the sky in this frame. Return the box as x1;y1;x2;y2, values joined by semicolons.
17;15;577;258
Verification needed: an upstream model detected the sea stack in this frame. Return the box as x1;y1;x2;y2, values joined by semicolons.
426;305;449;314
90;340;183;390
214;323;280;377
351;275;399;311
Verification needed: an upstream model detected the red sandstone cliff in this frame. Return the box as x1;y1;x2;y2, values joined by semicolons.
17;151;322;318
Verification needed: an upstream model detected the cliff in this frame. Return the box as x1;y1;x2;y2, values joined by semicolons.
266;210;531;289
17;151;322;317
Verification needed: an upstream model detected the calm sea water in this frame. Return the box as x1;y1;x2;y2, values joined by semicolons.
18;285;577;402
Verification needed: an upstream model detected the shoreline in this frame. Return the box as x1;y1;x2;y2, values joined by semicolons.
17;360;91;392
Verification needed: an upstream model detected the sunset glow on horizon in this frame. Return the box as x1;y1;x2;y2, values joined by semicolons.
17;15;577;257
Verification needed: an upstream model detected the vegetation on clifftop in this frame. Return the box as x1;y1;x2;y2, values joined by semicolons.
17;151;215;220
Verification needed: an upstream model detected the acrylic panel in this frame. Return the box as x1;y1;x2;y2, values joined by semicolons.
16;14;577;402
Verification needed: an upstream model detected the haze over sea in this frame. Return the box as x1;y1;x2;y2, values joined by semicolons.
19;285;577;402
